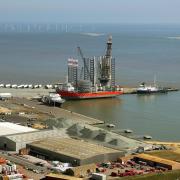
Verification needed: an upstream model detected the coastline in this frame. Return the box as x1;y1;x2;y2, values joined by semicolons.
0;87;149;151
1;87;180;142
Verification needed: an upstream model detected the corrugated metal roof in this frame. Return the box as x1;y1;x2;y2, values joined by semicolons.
29;137;120;160
5;129;68;143
135;153;180;167
0;122;37;136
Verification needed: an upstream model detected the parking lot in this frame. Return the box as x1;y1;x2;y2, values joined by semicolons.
96;159;168;178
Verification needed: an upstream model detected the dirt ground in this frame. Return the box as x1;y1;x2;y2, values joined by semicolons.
0;97;103;125
17;165;47;180
145;141;180;151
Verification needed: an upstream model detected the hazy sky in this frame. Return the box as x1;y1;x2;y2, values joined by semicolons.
0;0;180;24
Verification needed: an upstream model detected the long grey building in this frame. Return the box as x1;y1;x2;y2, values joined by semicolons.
27;137;124;165
0;129;68;152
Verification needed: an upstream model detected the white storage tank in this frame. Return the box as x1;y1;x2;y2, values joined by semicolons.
78;80;92;92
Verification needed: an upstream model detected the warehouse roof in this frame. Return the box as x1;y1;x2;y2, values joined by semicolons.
29;137;120;160
3;129;68;143
0;122;37;136
135;154;180;169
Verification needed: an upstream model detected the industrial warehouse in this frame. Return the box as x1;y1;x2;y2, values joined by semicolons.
134;154;180;170
0;128;68;152
27;137;123;166
0;122;123;166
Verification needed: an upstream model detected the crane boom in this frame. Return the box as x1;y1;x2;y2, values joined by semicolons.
77;46;90;80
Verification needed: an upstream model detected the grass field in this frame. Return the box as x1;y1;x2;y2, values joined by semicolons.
119;170;180;180
145;150;180;163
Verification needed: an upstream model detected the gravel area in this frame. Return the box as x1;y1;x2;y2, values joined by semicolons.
46;118;147;151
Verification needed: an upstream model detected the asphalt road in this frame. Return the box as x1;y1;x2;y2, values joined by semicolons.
0;151;47;172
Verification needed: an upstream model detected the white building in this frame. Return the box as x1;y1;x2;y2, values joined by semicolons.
0;122;37;137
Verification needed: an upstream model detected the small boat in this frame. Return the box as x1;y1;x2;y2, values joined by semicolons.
106;124;115;128
137;83;167;94
143;135;152;140
137;79;167;94
137;75;168;94
41;93;65;107
124;129;133;133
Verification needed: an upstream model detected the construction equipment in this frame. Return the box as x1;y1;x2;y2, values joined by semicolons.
77;47;91;81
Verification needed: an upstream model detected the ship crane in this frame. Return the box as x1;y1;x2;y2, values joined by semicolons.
79;67;84;80
77;46;91;81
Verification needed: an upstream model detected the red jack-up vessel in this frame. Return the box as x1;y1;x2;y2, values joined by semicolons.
57;35;123;100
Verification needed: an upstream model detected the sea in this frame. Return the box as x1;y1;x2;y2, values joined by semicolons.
0;23;180;141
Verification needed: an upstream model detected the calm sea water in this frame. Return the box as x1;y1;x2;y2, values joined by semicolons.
0;24;180;141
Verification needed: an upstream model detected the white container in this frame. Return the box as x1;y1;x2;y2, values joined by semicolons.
5;84;11;88
7;173;23;179
0;84;4;88
11;84;17;88
12;164;16;171
0;93;12;98
45;84;53;89
17;85;24;88
34;85;39;88
92;173;107;180
28;84;33;88
0;165;2;173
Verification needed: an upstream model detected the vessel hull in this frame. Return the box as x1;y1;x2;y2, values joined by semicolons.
137;89;168;94
57;90;123;100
